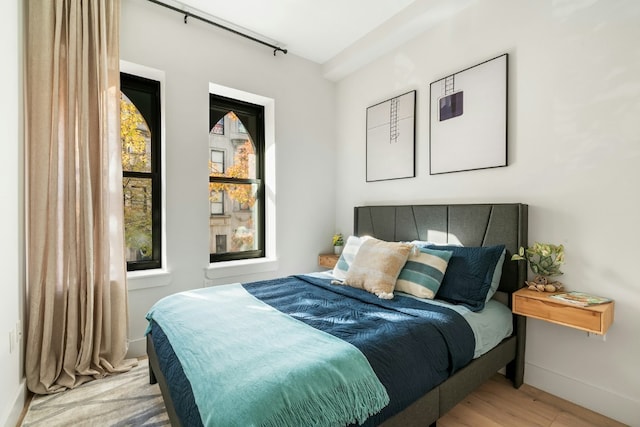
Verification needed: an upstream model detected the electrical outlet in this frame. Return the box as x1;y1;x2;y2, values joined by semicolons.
586;331;607;341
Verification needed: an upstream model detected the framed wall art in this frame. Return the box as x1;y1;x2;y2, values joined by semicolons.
429;54;508;175
366;90;416;182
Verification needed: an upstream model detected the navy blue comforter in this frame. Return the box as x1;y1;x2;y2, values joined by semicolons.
150;275;475;426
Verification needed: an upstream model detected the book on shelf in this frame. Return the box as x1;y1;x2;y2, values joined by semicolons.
549;291;611;307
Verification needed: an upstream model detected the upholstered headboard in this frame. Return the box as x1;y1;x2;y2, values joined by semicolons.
353;203;528;295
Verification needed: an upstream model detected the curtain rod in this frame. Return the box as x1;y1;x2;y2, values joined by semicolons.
147;0;288;56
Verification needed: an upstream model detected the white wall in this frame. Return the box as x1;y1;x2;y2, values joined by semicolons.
334;0;640;425
120;0;336;356
1;0;25;426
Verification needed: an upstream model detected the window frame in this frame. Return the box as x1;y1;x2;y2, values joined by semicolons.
209;94;265;263
121;72;163;271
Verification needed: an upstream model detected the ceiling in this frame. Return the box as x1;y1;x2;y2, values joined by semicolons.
162;0;474;80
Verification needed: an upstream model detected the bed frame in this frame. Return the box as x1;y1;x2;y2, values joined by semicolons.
147;202;528;427
355;203;528;426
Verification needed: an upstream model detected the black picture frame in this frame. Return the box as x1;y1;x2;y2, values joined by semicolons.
366;90;416;182
429;54;508;175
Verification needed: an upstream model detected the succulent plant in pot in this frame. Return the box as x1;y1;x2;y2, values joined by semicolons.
511;242;565;292
332;233;344;255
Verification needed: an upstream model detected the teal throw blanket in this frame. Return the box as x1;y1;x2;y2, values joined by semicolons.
146;284;389;427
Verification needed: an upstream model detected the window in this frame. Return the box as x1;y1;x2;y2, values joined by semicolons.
121;72;162;271
215;235;227;253
212;117;224;135
210;189;224;215
209;94;265;262
210;149;225;174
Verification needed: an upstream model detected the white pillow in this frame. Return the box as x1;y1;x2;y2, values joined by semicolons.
331;235;369;280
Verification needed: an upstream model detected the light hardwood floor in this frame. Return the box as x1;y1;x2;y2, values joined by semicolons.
17;367;627;426
438;374;628;427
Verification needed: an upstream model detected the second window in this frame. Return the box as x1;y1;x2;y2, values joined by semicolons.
209;94;265;262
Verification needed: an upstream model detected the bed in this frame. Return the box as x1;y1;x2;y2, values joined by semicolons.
146;203;528;426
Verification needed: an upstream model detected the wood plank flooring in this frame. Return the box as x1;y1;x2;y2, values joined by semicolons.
18;366;627;426
438;374;628;427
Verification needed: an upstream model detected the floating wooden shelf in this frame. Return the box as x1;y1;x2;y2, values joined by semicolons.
318;253;339;269
512;288;614;335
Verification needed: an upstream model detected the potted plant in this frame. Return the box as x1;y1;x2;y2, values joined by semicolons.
332;233;344;255
511;242;565;292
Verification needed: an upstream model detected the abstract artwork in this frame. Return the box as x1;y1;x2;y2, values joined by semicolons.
429;54;508;175
366;90;416;182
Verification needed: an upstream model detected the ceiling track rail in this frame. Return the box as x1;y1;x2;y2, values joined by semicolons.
147;0;288;56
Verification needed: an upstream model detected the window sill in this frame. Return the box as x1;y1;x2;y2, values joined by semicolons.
127;269;172;291
205;257;278;281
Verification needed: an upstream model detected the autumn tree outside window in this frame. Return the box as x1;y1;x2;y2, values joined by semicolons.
209;94;265;262
121;73;162;271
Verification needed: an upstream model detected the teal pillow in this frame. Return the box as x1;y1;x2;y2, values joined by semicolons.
395;247;453;299
485;249;506;302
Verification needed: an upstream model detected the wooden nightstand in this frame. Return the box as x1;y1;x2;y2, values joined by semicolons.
512;288;614;335
318;253;339;269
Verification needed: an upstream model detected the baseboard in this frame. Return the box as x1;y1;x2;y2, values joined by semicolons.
2;379;27;427
525;362;638;426
126;337;147;359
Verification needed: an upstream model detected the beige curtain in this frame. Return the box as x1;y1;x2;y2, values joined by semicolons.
25;0;136;394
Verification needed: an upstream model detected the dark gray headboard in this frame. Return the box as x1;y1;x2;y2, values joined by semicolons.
354;203;528;295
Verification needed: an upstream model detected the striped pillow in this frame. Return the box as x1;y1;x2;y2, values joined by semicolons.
332;235;369;280
341;238;413;299
395;247;453;299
